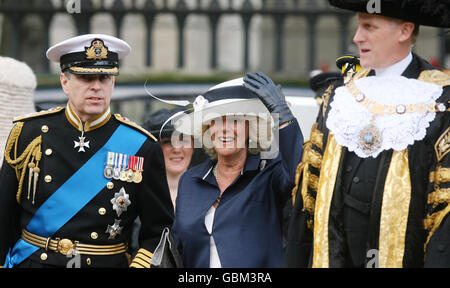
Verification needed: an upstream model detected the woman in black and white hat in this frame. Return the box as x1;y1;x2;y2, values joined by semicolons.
171;72;304;268
143;107;208;209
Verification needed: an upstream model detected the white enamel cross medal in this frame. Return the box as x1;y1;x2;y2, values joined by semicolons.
74;131;90;152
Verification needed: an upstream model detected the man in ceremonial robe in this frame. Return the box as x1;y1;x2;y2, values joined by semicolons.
284;0;450;268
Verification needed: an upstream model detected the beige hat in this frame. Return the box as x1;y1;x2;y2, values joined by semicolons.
0;57;36;165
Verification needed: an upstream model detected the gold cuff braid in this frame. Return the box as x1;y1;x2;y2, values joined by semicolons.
424;204;450;250
424;125;450;250
130;248;153;268
291;161;305;206
310;123;324;150
429;167;450;184
291;138;322;229
427;188;450;208
424;187;450;249
290;147;320;230
304;144;322;169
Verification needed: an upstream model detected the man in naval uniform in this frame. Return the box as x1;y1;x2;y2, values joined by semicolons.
0;34;174;268
284;0;450;268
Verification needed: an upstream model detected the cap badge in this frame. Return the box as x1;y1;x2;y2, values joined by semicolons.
85;39;108;60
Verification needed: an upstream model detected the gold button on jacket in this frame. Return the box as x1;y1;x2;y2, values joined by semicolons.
44;175;52;183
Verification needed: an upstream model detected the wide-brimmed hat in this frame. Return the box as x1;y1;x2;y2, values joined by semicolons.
328;0;450;28
143;107;185;140
46;34;131;75
173;78;271;138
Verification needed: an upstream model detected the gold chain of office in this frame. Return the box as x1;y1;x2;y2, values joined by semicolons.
346;78;447;115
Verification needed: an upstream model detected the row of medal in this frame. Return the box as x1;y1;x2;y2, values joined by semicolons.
104;151;144;183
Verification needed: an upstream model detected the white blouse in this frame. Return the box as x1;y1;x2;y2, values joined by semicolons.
205;206;222;268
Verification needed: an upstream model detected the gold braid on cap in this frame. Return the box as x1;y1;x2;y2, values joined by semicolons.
4;122;42;204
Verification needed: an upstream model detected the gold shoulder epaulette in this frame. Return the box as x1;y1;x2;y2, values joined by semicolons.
13;107;64;123
418;70;450;87
113;114;158;142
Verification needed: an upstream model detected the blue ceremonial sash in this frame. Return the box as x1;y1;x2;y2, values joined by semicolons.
4;124;147;268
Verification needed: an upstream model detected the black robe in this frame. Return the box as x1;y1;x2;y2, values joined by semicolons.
284;53;450;268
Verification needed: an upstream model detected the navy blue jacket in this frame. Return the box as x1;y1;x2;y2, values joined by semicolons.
172;120;303;268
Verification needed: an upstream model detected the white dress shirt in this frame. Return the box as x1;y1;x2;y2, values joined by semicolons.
375;52;413;77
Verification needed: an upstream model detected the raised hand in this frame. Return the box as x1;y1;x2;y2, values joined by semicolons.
243;72;295;125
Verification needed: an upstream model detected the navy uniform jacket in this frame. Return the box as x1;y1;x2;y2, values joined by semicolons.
172;119;303;268
0;106;174;268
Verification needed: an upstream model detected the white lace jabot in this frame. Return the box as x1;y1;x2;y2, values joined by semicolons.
326;76;443;158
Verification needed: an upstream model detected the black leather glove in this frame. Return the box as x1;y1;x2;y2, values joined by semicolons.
243;72;295;125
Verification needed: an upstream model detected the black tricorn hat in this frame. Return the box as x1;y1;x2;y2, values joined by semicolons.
328;0;450;28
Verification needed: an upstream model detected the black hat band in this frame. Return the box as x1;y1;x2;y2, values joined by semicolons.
60;51;119;71
202;85;257;103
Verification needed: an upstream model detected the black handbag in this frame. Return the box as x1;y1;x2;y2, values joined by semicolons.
150;227;184;268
